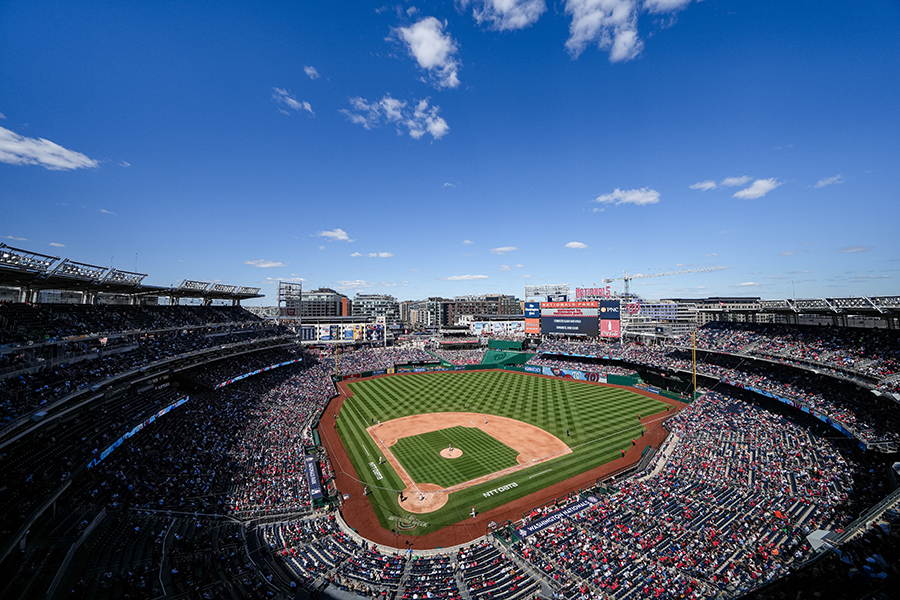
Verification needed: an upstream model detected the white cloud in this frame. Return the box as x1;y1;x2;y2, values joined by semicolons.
490;246;518;254
565;241;588;249
779;251;795;256
735;281;759;287
370;252;394;258
272;88;314;114
50;242;66;247
442;274;489;280
245;259;287;268
705;252;718;257
733;178;782;199
318;245;325;250
393;17;461;89
499;264;512;271
3;235;27;241
100;208;116;215
443;182;456;187
0;126;98;170
837;245;871;253
644;0;693;13
342;95;449;140
262;276;305;285
0;113;5;119
721;175;752;187
462;0;547;30
462;239;474;244
350;252;363;257
304;66;320;79
119;160;130;167
690;180;717;191
564;0;643;62
333;279;378;291
594;187;660;206
814;174;843;188
515;264;524;268
315;228;354;242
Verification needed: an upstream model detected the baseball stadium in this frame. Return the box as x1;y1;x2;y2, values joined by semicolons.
0;250;899;600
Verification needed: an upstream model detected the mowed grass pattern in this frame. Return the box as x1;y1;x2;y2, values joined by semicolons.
391;426;520;488
334;371;669;534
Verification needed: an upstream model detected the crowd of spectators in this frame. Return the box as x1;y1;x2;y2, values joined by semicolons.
430;348;487;365
514;390;876;599
334;346;435;375
528;329;900;447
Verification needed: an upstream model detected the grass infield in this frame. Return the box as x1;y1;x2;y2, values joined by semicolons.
392;425;520;489
335;370;668;536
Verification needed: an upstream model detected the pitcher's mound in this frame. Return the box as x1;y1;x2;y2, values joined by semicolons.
440;447;463;459
399;484;448;513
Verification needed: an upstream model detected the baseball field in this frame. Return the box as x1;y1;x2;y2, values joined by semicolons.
334;370;670;537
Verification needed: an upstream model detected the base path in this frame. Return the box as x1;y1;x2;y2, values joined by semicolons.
366;412;572;501
318;371;687;550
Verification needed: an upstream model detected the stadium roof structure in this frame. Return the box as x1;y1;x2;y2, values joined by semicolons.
0;243;262;303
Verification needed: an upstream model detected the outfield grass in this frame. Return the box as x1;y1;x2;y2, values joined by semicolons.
334;370;668;535
392;426;520;488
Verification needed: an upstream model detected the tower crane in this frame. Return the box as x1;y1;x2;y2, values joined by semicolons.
603;266;726;298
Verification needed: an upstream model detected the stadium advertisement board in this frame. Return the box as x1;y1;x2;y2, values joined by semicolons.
540;301;599;317
517;495;601;538
524;318;540;334
540;316;599;336
600;319;621;338
598;300;621;318
524;302;541;318
575;286;612;299
304;455;323;501
540;367;607;382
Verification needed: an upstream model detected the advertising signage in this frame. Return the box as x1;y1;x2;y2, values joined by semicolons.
598;300;621;319
541;316;599;336
524;302;541;318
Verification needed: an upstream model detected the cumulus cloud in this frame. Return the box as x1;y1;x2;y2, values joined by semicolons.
342;95;449;140
3;235;27;241
735;281;759;287
99;208;116;215
304;66;320;79
333;279;378;291
393;17;461;89
315;228;354;242
50;242;66;247
814;174;843;188
442;274;489;280
564;0;643;62
462;239;474;244
0;126;98;170
705;252;718;257
370;252;394;258
594;187;660;206
721;175;752;187
733;178;781;199
490;246;518;254
443;182;456;188
837;245;871;253
565;241;588;249
644;0;693;12
261;276;305;285
690;180;717;191
462;0;547;30
499;264;512;271
272;88;314;114
119;160;130;167
245;259;287;268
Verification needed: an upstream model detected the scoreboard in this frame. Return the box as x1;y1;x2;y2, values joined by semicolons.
530;299;621;338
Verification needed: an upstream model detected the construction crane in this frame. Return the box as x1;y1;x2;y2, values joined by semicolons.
603;266;726;298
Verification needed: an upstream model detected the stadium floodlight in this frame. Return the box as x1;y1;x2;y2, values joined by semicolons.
50;258;108;281
102;268;147;286
210;283;238;294
0;243;60;273
178;279;212;292
238;286;261;296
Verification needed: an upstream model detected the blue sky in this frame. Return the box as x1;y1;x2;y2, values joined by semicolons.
2;0;898;304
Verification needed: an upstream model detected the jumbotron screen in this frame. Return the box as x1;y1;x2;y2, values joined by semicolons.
540;301;599;336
